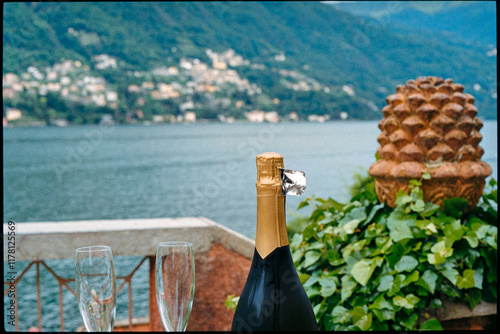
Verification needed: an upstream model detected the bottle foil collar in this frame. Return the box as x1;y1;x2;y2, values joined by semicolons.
281;169;306;196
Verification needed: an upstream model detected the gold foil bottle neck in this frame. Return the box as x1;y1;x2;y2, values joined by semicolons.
256;152;284;195
255;152;288;259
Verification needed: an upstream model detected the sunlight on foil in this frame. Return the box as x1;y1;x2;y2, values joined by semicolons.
281;169;306;196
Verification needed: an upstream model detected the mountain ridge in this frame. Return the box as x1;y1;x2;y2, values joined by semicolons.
3;2;497;123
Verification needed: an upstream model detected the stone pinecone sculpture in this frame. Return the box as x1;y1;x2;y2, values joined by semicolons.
369;76;492;211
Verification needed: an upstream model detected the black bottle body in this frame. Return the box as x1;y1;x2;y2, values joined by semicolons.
231;245;318;331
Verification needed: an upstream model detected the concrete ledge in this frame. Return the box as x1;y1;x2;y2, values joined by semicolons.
3;217;254;261
429;299;497;322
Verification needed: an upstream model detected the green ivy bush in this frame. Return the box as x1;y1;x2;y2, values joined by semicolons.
289;175;497;330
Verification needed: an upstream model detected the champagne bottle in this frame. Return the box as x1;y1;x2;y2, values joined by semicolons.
231;152;318;331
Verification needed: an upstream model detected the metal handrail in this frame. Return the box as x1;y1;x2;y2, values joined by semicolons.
3;217;255;331
4;257;149;331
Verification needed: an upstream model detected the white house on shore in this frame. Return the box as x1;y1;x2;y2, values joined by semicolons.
245;110;265;123
184;111;196;123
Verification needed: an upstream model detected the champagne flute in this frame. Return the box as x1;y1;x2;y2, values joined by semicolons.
155;241;195;331
75;246;116;332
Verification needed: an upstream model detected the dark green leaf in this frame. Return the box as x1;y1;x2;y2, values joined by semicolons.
466;289;482;310
365;203;384;225
430;298;442;309
297;199;310;210
419;318;443;330
443;197;469;218
386;242;406;268
400;312;419;329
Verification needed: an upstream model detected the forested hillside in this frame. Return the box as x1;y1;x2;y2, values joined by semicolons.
3;2;496;124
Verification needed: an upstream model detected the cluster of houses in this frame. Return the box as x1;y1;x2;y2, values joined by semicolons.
3;48;352;126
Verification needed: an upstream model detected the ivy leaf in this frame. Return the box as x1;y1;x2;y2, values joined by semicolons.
466;289;482;310
327;249;345;267
428;241;453;265
292;247;304;264
464;231;479;248
402;270;420;287
341;275;358;301
471;222;490;240
457;269;475;289
288;176;497;331
350;306;372;331
443;197;469;218
297;199;310;210
440;268;459;285
305;285;320;298
395;193;413;207
394;255;419;273
370;296;396;322
339;206;367;225
331;305;350;324
324;197;346;212
393;294;420;309
419;318;443;330
377;275;393;292
319;276;337;297
365;203;384;225
443;218;464;244
351;259;377;286
409;179;422;188
411;199;426;213
416;270;438;294
298;273;310;285
387;210;414;242
400;312;419;329
386;242;406;268
369;294;393;310
420;202;440;217
290;233;303;248
303;222;318;240
430;298;443;309
304;250;321;267
372;308;396;322
343;219;361;234
473;267;483;289
387;274;405;297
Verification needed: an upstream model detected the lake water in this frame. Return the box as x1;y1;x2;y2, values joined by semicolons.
3;120;498;330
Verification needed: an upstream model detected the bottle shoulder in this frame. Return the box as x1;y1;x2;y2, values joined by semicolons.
232;246;318;331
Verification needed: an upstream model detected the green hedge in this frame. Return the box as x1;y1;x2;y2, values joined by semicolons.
289;175;497;330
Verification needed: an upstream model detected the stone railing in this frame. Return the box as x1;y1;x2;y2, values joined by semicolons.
3;217;254;331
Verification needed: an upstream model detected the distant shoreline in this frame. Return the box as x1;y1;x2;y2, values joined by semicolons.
2;118;396;129
3;117;497;129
